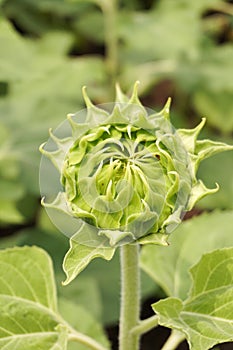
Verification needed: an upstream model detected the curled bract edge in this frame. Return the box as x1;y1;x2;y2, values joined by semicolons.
40;82;233;250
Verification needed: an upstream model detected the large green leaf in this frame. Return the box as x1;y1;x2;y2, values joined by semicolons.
140;210;233;300
0;246;57;309
0;246;68;349
152;247;233;350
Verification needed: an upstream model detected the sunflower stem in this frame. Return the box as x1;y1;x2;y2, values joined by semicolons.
130;315;159;336
160;329;185;350
68;330;108;350
119;244;140;350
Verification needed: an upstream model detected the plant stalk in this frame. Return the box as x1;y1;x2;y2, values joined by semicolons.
119;244;140;350
100;0;118;88
68;330;108;350
160;329;185;350
131;315;159;336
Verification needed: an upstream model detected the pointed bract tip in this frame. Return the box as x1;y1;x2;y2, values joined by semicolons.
127;124;132;139
82;85;94;108
163;97;172;119
48;128;57;142
203;182;220;198
115;82;121;94
62;279;69;286
66;113;74;128
165;97;172;108
132;81;140;95
67;114;72;121
41;196;46;206
196;117;206;132
39;142;46;154
115;82;129;103
129;81;142;105
67;113;77;130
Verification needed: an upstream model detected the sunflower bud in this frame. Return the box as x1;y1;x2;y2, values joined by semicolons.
40;82;233;248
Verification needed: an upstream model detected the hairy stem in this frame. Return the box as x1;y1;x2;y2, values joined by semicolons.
119;244;140;350
161;329;186;350
68;329;108;350
131;315;159;336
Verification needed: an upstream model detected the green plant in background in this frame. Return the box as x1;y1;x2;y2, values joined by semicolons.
0;0;233;349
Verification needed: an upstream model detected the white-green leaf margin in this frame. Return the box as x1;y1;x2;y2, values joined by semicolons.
152;247;233;350
63;239;115;285
0;246;68;349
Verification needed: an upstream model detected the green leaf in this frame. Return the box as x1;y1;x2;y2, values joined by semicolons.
0;246;69;349
194;90;233;133
0;200;24;224
74;10;104;44
119;6;200;64
152;247;233;350
13;226;155;324
0;19;33;81
59;298;110;350
192;45;233;134
156;0;222;13
4;227;103;321
0;246;57;309
198;151;233;209
197;45;233;92
140;210;233;299
0;179;24;200
58;276;102;321
63;239;115;285
1;0;81;36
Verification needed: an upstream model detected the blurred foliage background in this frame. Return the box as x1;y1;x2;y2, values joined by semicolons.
0;0;233;334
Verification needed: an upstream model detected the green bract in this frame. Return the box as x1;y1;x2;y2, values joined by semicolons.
40;82;233;248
